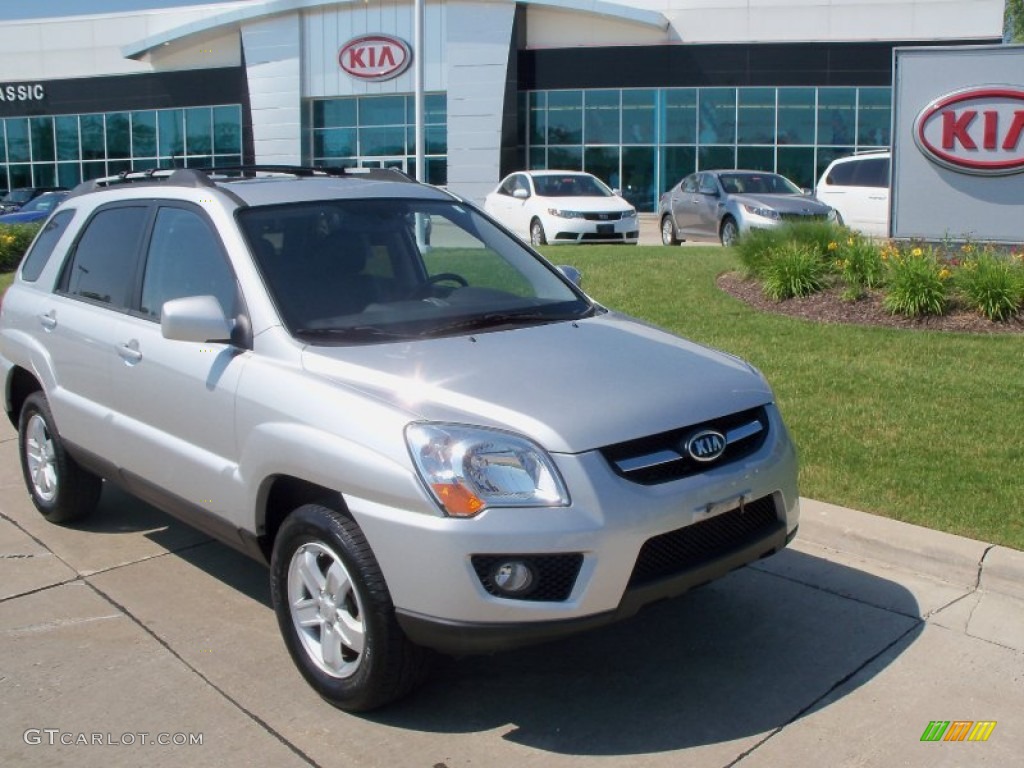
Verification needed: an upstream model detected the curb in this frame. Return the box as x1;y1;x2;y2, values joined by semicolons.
796;498;1024;601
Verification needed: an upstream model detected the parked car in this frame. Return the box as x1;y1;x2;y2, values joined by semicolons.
814;150;890;237
0;186;65;214
484;170;639;246
659;170;834;246
0;191;69;224
0;166;798;711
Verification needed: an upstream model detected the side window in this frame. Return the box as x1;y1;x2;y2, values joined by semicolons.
139;207;238;320
682;175;698;193
825;160;857;186
63;206;149;309
498;176;517;196
698;174;718;195
21;209;75;282
854;158;889;188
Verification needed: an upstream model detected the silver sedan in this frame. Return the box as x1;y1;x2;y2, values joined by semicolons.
659;170;834;246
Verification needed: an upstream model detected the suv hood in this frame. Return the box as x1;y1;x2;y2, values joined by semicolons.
301;314;773;453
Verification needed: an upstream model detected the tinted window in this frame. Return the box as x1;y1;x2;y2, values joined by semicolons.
825;160;858;186
64;206;148;308
21;210;74;282
681;175;698;193
140;207;237;319
853;158;889;188
698;174;718;195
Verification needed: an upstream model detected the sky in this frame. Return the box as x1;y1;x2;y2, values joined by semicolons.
0;0;250;22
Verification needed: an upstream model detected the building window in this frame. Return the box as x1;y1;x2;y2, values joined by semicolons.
525;85;892;211
0;105;243;192
307;93;447;186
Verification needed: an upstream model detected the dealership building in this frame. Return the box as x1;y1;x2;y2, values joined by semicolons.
0;0;1006;210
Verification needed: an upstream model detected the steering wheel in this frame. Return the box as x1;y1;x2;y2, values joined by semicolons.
407;272;468;299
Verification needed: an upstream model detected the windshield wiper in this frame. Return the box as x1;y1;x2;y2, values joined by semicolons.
419;308;591;337
294;325;411;341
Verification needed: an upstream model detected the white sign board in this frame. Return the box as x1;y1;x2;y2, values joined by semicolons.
891;45;1024;243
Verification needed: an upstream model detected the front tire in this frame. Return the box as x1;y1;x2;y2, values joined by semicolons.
530;218;547;246
661;215;680;246
720;217;740;247
18;391;102;524
270;503;431;711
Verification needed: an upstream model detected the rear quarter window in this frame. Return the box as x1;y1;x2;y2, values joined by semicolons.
20;209;75;283
825;160;858;186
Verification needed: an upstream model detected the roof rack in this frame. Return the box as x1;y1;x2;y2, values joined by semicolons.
67;164;417;199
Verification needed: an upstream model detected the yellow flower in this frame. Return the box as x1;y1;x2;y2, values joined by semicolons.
961;244;975;253
911;247;923;257
827;241;839;251
938;268;951;280
847;237;855;247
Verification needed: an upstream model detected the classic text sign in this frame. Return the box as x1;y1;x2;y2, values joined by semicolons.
914;85;1024;175
338;35;412;82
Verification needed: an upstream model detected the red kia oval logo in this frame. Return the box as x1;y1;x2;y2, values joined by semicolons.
338;35;411;82
914;86;1024;175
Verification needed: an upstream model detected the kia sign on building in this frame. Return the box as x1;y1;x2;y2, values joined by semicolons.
892;46;1024;242
338;34;411;82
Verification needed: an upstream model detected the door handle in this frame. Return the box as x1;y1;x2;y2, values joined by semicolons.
117;340;143;364
38;311;57;331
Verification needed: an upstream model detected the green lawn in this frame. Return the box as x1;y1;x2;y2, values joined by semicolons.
539;245;1024;550
0;270;12;296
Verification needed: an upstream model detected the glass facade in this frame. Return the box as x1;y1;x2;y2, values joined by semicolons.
524;86;891;211
0;105;243;192
307;93;448;185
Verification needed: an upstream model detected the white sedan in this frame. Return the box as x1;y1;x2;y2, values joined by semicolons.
483;170;639;246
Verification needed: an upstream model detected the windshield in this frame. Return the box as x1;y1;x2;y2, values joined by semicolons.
532;174;613;198
22;193;65;213
719;173;803;195
2;189;35;204
237;198;593;344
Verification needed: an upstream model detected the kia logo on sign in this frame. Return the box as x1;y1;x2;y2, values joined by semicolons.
914;85;1024;175
339;35;412;82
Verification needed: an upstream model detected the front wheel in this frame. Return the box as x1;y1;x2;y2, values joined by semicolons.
530;219;547;246
720;217;740;247
18;391;102;524
661;215;681;246
270;503;431;711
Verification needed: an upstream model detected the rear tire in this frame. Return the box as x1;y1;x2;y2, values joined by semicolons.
530;219;547;246
18;391;102;524
270;503;431;711
661;215;680;246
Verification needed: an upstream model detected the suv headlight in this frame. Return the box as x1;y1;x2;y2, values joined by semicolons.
742;204;780;220
405;423;570;517
547;208;585;219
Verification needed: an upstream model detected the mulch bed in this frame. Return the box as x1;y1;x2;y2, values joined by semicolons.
716;272;1024;335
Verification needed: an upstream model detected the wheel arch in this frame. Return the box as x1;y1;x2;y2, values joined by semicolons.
5;366;42;427
256;474;347;561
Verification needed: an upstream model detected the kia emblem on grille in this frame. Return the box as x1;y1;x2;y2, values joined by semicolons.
686;429;727;462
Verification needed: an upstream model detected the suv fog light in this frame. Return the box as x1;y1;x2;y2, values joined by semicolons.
491;560;534;595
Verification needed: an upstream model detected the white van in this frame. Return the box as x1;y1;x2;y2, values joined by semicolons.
814;151;890;237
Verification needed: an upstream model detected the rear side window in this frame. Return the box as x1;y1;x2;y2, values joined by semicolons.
852;158;889;188
62;206;149;309
20;209;74;282
825;160;857;186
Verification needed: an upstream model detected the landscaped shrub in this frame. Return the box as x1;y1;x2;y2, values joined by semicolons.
734;226;790;278
882;246;950;317
0;223;41;272
955;253;1024;321
780;219;844;260
831;234;886;300
761;243;828;300
735;220;847;278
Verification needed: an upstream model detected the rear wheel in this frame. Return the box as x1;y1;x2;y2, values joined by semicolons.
270;503;431;711
720;217;740;247
530;218;547;246
18;392;102;524
661;215;681;246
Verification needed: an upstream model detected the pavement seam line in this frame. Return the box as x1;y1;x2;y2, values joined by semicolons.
720;620;923;768
81;577;324;768
0;575;86;604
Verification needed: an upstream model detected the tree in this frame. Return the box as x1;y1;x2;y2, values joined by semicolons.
1007;0;1024;42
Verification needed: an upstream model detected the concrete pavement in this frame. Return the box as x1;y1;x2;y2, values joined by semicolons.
1;415;1021;767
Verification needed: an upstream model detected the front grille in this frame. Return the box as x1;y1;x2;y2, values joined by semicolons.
628;495;779;588
780;212;828;222
601;406;769;485
581;212;623;221
471;553;583;602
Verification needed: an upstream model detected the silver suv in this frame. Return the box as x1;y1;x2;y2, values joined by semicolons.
0;167;799;710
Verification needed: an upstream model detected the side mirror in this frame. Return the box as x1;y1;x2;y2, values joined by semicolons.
161;295;235;344
512;188;529;200
557;265;582;287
